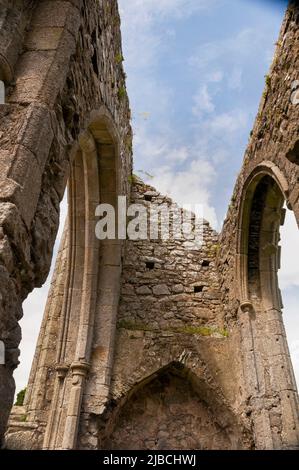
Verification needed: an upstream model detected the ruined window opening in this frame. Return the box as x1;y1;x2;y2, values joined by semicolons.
202;260;210;267
13;114;121;451
240;172;298;396
194;286;203;293
144;194;153;202
246;175;284;306
146;261;155;270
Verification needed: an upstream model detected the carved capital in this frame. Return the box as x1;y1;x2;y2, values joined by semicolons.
55;364;69;380
240;300;254;314
70;361;90;378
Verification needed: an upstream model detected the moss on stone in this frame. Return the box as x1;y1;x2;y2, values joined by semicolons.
128;174;139;184
118;85;127;100
208;244;221;257
117;320;229;338
125;135;133;153
15;388;26;406
117;319;153;332
265;74;271;88
115;53;124;64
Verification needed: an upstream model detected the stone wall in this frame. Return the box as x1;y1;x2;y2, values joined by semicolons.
78;180;252;450
118;180;223;335
103;366;246;451
0;0;132;445
217;1;299;449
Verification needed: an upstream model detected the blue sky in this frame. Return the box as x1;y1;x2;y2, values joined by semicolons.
119;0;288;227
15;0;299;392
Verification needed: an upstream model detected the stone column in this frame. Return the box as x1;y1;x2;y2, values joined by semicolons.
61;362;90;449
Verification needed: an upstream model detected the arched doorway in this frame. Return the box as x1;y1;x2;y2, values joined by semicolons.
6;109;123;450
98;362;253;450
238;166;299;449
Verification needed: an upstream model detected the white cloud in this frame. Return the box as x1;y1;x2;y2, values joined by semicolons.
131;77;175;121
188;108;249;169
164;146;189;163
119;0;215;26
119;0;221;233
133;124;176;163
189;28;260;71
228;66;243;90
119;0;216;69
204;109;248;134
150;160;218;227
188;27;269;103
207;70;224;83
192;85;215;116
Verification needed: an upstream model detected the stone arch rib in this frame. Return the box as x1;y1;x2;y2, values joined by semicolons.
237;162;299;449
16;108;122;451
96;361;253;450
238;162;290;305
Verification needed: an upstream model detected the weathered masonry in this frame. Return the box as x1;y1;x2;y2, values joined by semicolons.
0;0;299;450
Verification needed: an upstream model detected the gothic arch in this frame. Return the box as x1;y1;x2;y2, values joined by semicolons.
14;107;124;450
96;361;253;450
236;162;299;449
237;161;291;305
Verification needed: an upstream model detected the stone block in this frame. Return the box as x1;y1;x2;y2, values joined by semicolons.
12;29;76;106
25;27;66;51
153;284;170;296
16;103;54;170
31;1;80;38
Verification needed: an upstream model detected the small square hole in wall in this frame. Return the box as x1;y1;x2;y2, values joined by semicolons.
194;286;203;293
146;261;155;270
202;260;210;267
144;194;153;202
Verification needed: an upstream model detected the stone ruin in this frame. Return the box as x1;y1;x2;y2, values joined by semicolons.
0;0;299;450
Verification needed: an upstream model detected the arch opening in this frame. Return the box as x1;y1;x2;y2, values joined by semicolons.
96;363;253;451
8;110;122;451
246;175;284;311
238;169;299;449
